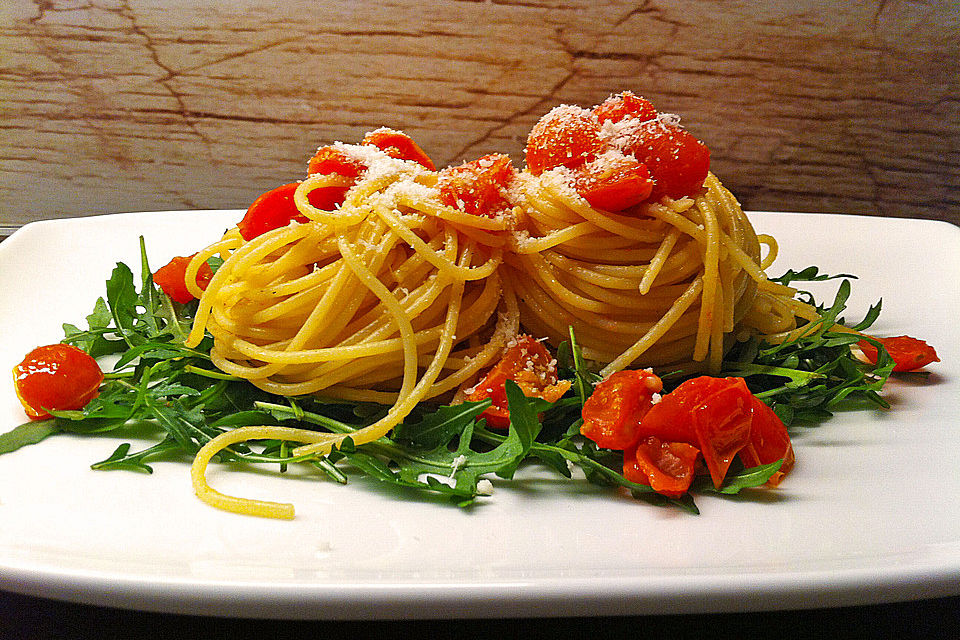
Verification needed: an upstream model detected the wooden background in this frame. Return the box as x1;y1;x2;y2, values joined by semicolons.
1;0;958;229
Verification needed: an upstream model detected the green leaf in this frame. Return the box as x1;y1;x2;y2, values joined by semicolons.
502;379;540;453
105;262;140;348
393;399;491;449
723;274;894;427
772;266;856;286
92;443;155;473
0;420;61;454
711;460;783;494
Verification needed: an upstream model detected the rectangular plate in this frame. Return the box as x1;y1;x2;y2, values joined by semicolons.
0;210;958;619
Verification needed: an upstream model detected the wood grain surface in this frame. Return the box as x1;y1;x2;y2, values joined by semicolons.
1;0;957;228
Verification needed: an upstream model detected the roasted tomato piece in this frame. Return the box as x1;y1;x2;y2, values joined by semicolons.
307;145;366;178
738;396;794;487
858;335;940;372
623;436;700;497
626;119;710;201
362;128;435;170
465;335;571;428
13;344;103;420
153;254;213;304
437;153;517;218
525;105;605;175
639;376;753;489
580;369;663;450
593;91;657;124
237;182;350;241
575;153;654;212
237;183;307;241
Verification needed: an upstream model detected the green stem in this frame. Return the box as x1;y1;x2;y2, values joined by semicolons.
184;365;241;381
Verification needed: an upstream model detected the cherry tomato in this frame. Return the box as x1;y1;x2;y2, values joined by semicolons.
858;335;940;372
237;183;307;241
623;436;699;497
575;154;654;212
525;105;605;175
307;145;366;177
237;182;349;241
361;128;435;170
593;91;657;124
579;369;663;450
153;254;214;304
465;335;571;428
437;153;517;218
626;119;710;201
13;344;103;421
738;396;794;487
638;376;753;489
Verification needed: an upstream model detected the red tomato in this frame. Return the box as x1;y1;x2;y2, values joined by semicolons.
153;254;213;304
465;335;571;428
580;369;663;450
237;183;307;241
738;396;794;487
237;182;349;241
437;153;517;218
361;128;435;170
858;335;940;372
575;154;654;212
593;91;657;124
307;146;366;177
525;105;605;175
626;119;710;201
13;344;103;421
638;376;753;489
623;436;699;497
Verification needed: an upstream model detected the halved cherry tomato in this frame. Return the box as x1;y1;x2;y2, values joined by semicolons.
362;128;435;170
437;153;517;218
525;105;605;175
593;91;657;124
738;396;794;487
625;119;710;201
858;335;940;372
465;335;571;428
237;183;307;241
624;436;699;497
579;369;663;449
639;376;753;489
307;145;366;177
237;182;350;241
575;154;654;212
153;254;213;304
13;344;103;420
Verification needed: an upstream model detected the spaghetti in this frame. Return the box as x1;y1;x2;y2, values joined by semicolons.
507;170;795;376
184;95;809;518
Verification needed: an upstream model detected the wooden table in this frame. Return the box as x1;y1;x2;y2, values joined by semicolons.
1;0;957;228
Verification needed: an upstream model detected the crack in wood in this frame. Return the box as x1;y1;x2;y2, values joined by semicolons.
115;0;213;149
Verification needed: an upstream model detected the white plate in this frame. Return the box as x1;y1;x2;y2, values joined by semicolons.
0;211;958;620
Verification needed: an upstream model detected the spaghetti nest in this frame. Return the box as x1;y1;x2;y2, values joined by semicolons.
505;170;798;375
183;158;521;484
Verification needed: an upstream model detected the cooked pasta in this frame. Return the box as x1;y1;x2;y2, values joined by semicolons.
506;170;791;376
182;97;811;518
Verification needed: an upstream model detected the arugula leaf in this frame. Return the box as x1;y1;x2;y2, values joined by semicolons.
772;265;855;287
0;420;61;454
393;400;491;449
723;276;895;424
699;460;784;495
